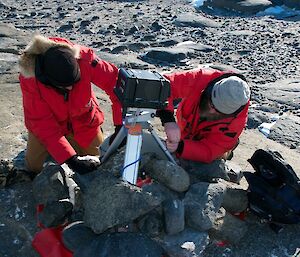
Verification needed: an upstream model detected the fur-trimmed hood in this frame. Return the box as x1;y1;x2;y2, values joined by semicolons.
19;35;81;78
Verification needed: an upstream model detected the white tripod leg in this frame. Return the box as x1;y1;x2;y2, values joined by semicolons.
122;124;142;184
148;125;177;165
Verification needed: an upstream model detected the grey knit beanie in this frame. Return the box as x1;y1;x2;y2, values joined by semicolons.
211;76;250;114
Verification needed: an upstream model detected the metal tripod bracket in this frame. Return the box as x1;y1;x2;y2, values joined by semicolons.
100;108;177;185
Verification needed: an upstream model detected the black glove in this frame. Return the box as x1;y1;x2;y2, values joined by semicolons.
66;155;100;175
109;125;127;148
156;110;176;126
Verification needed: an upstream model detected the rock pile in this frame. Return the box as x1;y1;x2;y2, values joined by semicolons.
32;151;249;257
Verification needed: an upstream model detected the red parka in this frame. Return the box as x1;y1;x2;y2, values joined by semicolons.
19;36;122;164
164;68;249;163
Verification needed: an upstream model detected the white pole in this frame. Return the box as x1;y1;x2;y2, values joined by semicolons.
122;124;143;184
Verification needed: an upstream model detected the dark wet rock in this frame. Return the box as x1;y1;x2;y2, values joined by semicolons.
0;182;39;257
151;21;164;31
159;228;209;257
209;209;248;244
80;20;91;27
143;159;190;192
142;47;187;63
32;163;69;205
247;109;274;129
136;208;164;237
127;42;150;51
111;45;128;54
74;232;164;257
151;39;179;47
174;13;221;28
57;23;74;32
128;25;139;34
202;0;273;14
38;200;73;228
282;0;300;9
141;33;157;41
82;171;163;233
163;199;185;235
63;221;98;252
268;114;300;149
184;182;226;231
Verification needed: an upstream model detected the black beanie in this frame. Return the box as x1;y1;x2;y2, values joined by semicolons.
35;46;80;88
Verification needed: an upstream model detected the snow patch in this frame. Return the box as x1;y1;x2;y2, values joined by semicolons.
191;0;206;8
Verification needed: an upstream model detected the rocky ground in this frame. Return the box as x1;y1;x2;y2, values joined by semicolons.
0;0;300;256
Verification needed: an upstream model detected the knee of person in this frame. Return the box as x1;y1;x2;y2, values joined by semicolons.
25;158;43;174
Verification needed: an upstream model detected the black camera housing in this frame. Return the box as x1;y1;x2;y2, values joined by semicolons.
114;68;170;110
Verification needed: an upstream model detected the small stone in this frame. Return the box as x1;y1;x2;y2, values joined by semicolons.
163;199;185;235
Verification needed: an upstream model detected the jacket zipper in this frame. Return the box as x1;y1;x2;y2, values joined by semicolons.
64;91;73;133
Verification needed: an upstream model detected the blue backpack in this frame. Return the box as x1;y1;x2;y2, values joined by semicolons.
244;149;300;224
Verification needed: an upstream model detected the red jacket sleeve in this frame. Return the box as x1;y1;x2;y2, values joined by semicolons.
163;69;203;112
20;76;76;164
89;51;123;125
179;110;248;163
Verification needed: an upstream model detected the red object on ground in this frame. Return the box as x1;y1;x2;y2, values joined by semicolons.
215;240;229;247
32;226;73;257
136;176;153;187
232;211;247;221
32;204;73;257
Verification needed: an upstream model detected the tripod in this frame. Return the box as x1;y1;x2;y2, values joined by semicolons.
100;108;177;185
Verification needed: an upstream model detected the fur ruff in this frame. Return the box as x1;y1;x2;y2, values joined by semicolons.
19;35;80;78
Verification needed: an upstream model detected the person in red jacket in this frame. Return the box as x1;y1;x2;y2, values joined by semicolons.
19;35;122;175
157;68;250;181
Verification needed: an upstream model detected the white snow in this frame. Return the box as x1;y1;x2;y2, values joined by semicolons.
191;0;206;8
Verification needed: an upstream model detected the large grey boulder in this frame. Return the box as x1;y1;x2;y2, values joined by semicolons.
184;182;226;231
82;171;163;233
259;79;300;111
174;13;222;28
203;0;273;14
144;159;190;192
74;232;164;257
141;47;189;63
159;228;209;257
268;115;300;149
32;163;69;205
